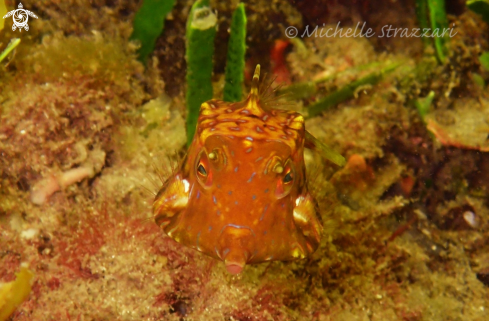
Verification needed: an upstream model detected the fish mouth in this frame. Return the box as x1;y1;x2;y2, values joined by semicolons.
223;249;250;275
225;262;245;275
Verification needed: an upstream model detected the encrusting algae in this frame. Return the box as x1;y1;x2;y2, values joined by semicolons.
153;65;344;274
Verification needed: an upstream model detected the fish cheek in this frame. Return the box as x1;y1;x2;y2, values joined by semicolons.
292;193;323;253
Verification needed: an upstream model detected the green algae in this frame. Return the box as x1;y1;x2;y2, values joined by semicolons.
306;62;401;118
468;0;489;24
427;0;449;63
223;3;247;102
185;0;217;146
414;90;435;121
279;61;384;100
0;0;6;31
480;51;489;70
0;38;20;63
415;0;450;63
130;0;176;64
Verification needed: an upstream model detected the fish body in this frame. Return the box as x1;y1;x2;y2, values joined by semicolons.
154;66;323;274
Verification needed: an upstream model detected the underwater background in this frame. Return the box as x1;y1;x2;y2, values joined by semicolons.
1;0;489;320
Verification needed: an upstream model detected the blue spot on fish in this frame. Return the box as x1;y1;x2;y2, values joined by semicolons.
228;191;232;195
213;195;217;204
264;158;272;174
245;147;253;153
252;195;256;200
247;172;256;183
234;166;239;172
260;205;269;221
196;232;201;249
245;136;253;141
255;156;263;162
197;190;200;199
216;210;221;216
208;226;212;231
264;188;269;193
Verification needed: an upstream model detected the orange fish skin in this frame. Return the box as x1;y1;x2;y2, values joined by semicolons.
154;67;322;274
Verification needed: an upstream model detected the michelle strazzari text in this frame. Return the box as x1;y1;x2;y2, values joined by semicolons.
284;22;458;39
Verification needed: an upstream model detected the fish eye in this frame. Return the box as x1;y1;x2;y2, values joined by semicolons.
197;162;207;176
195;151;213;187
275;160;295;199
283;170;293;184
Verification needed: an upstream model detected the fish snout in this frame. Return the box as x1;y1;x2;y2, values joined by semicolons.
217;225;257;274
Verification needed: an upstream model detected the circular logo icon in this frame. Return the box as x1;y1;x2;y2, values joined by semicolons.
285;26;298;39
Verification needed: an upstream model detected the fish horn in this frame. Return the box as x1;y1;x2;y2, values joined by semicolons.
251;64;260;98
246;65;264;116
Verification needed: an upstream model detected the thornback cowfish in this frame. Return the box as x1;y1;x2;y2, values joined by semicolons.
153;65;345;274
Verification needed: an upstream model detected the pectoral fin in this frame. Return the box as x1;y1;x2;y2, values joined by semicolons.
293;194;322;253
153;174;189;229
305;130;346;167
